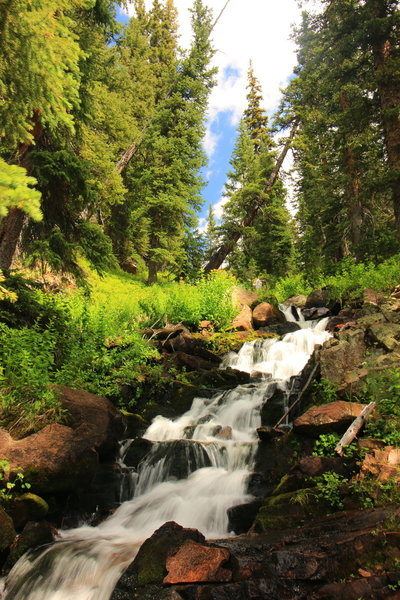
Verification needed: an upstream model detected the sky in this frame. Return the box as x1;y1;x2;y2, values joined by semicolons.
121;0;304;229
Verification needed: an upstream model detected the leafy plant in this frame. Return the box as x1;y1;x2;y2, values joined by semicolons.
312;433;357;458
314;471;347;510
0;459;31;503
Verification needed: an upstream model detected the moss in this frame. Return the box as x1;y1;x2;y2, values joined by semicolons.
255;488;326;532
0;507;16;551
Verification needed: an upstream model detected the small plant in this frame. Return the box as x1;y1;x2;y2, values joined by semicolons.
311;377;338;405
312;433;357;458
289;489;313;507
314;471;347;510
361;369;400;447
0;459;31;503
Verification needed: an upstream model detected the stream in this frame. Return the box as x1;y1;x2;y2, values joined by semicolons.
0;309;330;600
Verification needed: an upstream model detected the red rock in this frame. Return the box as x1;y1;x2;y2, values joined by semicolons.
164;539;232;584
231;305;253;331
232;287;258;307
293;401;367;437
359;446;400;483
252;302;284;329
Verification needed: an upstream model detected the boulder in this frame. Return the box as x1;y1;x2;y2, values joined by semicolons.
367;322;400;352
252;303;285;329
56;385;125;459
124;438;153;469
232;287;258;307
282;295;308;308
259;322;300;336
302;307;331;320
320;329;366;385
163;334;221;365
171;351;217;371
0;423;99;493
127;521;206;586
358;446;400;483
0;507;16;552
6;493;49;531
227;498;264;534
6;521;55;567
363;288;385;307
305;288;330;308
163;539;232;584
293;401;367;437
231;305;253;331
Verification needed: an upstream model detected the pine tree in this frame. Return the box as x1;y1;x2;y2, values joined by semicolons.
219;65;293;280
205;204;219;260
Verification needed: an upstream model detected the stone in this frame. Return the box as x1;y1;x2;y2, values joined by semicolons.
214;426;232;440
293;401;367;437
232;287;259;307
228;499;264;534
6;520;55;567
367;322;400;352
163;539;232;584
305;288;331;309
302;307;330;321
0;423;99;493
7;493;49;531
163;334;221;365
231;305;253;331
171;351;217;371
259;322;300;336
56;385;125;459
0;506;16;552
320;329;366;385
252;303;285;329
282;295;308;308
124;438;153;469
129;521;206;586
358;446;400;483
363;288;385;306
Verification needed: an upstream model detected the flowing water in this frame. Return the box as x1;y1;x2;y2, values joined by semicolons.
0;312;330;600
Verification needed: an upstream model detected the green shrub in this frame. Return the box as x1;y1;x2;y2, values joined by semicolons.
0;459;31;504
361;369;400;447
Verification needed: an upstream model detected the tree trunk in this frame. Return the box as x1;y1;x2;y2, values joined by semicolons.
147;260;158;284
204;119;299;273
367;0;400;235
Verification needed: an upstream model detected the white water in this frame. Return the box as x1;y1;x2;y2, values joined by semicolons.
0;312;331;600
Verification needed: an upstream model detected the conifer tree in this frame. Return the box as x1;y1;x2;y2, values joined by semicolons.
219;64;293;280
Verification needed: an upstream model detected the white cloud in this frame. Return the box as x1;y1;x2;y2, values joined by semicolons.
213;193;229;220
127;1;302;154
202;126;220;157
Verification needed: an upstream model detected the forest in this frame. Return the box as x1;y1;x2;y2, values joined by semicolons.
0;1;400;597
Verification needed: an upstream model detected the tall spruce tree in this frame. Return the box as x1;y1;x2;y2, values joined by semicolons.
219;64;294;280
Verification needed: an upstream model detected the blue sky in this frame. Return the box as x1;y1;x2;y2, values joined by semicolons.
118;0;305;228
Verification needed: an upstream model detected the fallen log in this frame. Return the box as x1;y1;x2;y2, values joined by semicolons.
335;401;376;456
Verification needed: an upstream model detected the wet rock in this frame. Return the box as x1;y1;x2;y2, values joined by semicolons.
317;572;400;600
305;288;332;309
126;521;206;586
140;440;211;480
252;303;285;329
302;307;331;321
0;507;16;552
282;295;308;308
295;456;346;478
256;426;285;442
227;499;264;534
293;401;367;437
214;426;232;440
358;446;400;483
163;539;232;584
6;521;55;567
231;305;253;331
246;473;270;497
124;438;153;469
258;322;300;336
122;412;149;439
6;493;49;531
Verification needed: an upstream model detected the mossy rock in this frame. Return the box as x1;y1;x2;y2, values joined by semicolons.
7;493;49;531
6;521;54;567
0;506;16;551
254;488;326;532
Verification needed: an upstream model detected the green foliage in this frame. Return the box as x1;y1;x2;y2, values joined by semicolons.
0;160;42;221
0;460;31;504
312;433;356;458
349;476;400;509
0;324;63;435
311;377;339;405
266;272;313;303
361;369;400;447
314;471;347;510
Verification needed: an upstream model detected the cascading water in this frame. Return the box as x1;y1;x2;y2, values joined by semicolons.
0;311;331;600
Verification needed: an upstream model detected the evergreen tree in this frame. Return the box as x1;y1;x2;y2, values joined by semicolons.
205;204;219;260
219;65;294;280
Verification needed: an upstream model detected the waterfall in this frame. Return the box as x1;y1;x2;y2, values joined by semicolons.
0;312;331;600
